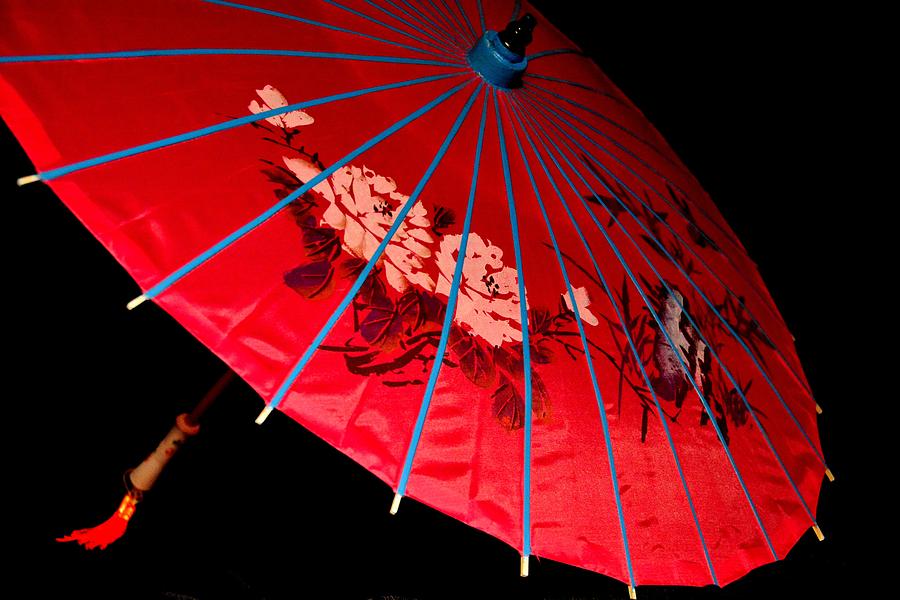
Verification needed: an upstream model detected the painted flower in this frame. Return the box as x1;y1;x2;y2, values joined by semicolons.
283;157;437;293
562;286;599;326
249;85;314;128
434;233;524;347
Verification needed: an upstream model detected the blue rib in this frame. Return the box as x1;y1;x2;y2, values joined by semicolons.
530;104;819;540
438;0;476;44
0;48;462;67
524;73;632;108
477;0;486;33
141;75;471;301
202;0;457;60
265;81;483;412
529;92;813;398
362;0;450;48
452;0;478;41
397;90;488;496
493;88;533;559
510;0;522;21
527;48;582;61
423;0;466;43
511;96;720;584
381;0;462;49
521;91;815;400
525;95;825;464
36;71;462;183
526;81;694;177
398;0;467;52
423;0;472;49
522;90;750;271
505;99;637;587
529;100;823;501
522;91;785;330
517;102;780;560
322;0;454;56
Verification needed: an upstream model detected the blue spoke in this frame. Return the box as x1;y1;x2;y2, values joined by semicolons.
322;0;463;56
201;0;458;60
520;90;814;400
476;0;486;33
510;95;720;585
524;73;632;108
397;90;488;496
509;0;521;21
398;0;467;53
0;47;462;67
31;71;465;183
492;88;533;560
264;80;484;412
522;89;751;267
362;0;455;49
505;97;637;590
381;0;463;49
521;98;821;537
526;81;695;179
523;94;824;462
142;75;473;302
521;91;786;329
527;48;582;61
438;0;476;44
452;0;478;41
510;96;779;562
423;0;470;45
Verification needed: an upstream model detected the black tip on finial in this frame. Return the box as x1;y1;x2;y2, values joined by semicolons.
498;13;537;56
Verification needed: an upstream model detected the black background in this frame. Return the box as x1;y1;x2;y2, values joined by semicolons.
6;3;865;599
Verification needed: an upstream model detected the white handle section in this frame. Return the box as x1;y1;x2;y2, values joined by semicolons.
129;415;198;491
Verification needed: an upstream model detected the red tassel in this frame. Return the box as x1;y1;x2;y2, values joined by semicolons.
56;491;139;550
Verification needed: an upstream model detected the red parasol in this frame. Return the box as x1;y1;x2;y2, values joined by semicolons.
1;1;831;595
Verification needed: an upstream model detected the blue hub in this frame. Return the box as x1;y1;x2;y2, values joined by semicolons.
467;30;528;89
467;14;536;89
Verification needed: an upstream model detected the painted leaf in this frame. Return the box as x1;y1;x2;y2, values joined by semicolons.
449;326;495;388
360;295;396;343
491;376;523;430
531;370;551;421
284;260;333;298
344;340;432;377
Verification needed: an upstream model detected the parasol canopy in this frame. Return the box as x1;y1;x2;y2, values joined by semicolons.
1;1;831;594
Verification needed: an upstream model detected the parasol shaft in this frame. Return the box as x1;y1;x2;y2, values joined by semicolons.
132;370;235;490
188;370;236;425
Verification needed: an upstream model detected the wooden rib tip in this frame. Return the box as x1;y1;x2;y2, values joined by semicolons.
126;294;148;310
16;174;40;186
825;468;834;482
812;525;824;541
255;406;273;425
520;555;529;577
628;585;637;599
389;493;402;515
815;402;823;415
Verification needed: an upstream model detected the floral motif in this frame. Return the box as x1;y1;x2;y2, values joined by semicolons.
434;233;523;347
282;157;437;294
249;85;314;129
562;286;599;327
248;83;761;439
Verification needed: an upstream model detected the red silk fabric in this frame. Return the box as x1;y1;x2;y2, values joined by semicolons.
1;0;824;587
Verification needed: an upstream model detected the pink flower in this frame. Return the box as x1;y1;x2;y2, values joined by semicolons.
435;233;524;347
563;286;599;326
283;157;436;294
249;85;314;128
